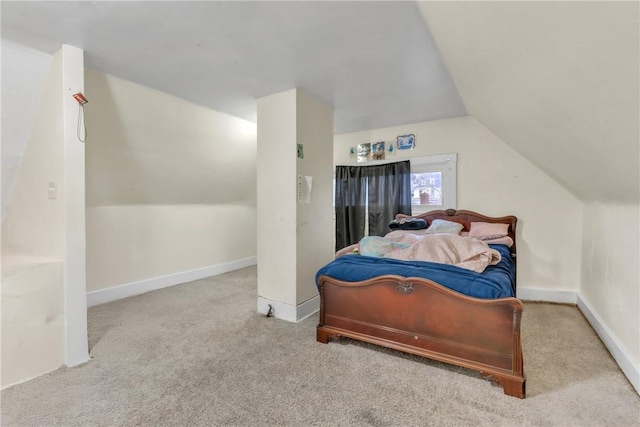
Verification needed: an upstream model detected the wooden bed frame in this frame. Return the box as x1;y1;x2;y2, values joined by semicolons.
316;209;526;398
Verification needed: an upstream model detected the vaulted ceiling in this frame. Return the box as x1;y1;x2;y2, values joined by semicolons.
2;1;638;203
1;1;465;134
418;1;639;203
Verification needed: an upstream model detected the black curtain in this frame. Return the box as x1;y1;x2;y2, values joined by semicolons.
335;165;367;251
335;160;412;251
367;161;412;237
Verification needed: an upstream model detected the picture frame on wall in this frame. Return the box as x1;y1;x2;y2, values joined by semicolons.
396;134;416;150
372;141;385;160
357;143;371;163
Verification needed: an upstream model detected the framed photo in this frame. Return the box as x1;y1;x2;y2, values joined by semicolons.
396;134;416;150
357;143;371;163
372;141;385;160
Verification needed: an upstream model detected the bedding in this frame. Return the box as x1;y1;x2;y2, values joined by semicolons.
357;236;410;257
388;217;428;230
362;233;502;273
460;231;514;247
316;243;515;299
336;228;514;260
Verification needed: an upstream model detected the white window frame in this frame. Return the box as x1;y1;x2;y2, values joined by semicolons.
410;153;457;215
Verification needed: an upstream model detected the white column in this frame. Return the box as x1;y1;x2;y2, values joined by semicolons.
256;89;334;322
61;44;89;366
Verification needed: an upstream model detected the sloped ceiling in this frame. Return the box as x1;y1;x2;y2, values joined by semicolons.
418;1;639;203
3;1;638;204
1;1;465;134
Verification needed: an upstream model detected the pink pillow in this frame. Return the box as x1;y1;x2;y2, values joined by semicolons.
468;222;509;240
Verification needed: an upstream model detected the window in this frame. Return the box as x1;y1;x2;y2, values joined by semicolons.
410;153;457;214
332;153;457;219
411;171;442;206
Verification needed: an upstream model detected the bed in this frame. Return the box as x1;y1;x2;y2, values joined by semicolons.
315;209;526;398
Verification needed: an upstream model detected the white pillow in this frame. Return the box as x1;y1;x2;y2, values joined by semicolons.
425;219;464;235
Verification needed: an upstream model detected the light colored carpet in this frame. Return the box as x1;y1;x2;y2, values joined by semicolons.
2;266;639;426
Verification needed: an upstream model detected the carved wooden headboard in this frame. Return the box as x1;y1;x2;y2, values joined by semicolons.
396;209;518;258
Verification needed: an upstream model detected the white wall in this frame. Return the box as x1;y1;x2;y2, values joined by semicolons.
85;70;257;293
2;52;64;259
256;90;298;307
581;203;639;373
1;260;63;388
1;40;52;221
295;90;334;305
84;70;257;207
86;205;256;291
1;48;64;387
1;46;82;387
334;116;583;294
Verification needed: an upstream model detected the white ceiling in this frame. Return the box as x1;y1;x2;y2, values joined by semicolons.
3;1;638;204
1;1;466;134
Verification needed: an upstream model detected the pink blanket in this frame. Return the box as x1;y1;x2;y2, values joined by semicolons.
362;234;502;273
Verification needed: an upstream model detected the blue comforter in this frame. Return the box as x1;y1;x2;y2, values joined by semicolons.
315;244;516;299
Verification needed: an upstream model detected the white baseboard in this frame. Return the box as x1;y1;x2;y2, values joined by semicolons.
577;293;640;395
513;286;638;394
257;295;319;323
1;365;61;391
87;256;257;307
517;286;578;304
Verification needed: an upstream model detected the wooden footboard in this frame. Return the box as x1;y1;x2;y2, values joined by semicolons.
316;274;526;398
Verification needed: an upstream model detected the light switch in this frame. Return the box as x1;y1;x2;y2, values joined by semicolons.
48;182;56;199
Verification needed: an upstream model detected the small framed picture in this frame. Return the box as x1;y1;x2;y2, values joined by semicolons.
396;134;416;150
357;143;371;163
372;141;385;160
